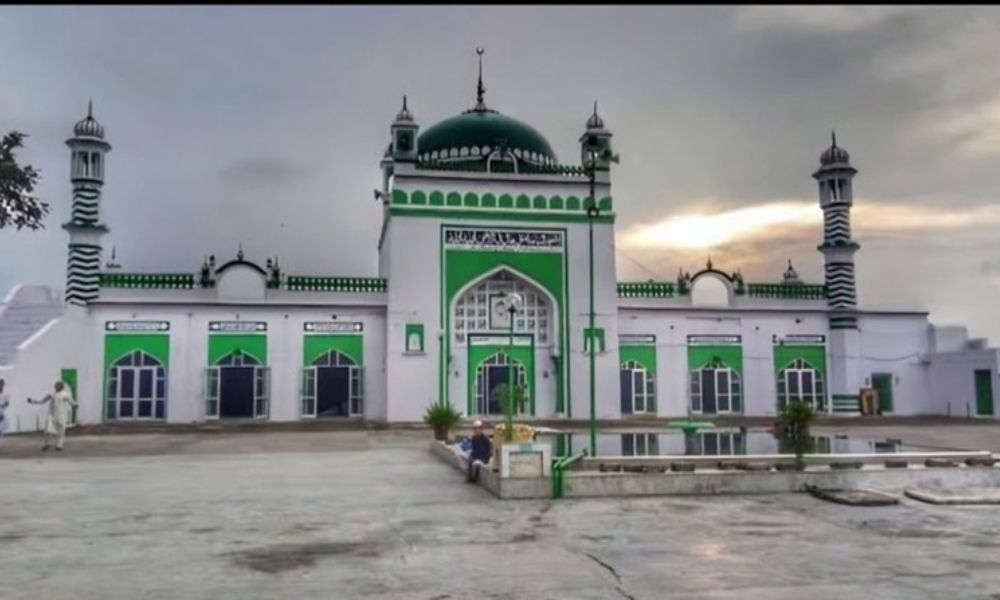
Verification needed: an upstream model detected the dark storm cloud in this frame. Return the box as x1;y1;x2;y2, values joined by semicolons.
1;6;998;341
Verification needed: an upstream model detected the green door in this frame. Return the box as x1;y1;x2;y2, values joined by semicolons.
872;373;893;413
61;368;78;424
975;370;994;417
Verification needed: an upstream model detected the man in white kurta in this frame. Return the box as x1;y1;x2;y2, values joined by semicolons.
0;378;10;441
28;381;77;451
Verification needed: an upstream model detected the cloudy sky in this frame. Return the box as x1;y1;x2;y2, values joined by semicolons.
2;6;999;343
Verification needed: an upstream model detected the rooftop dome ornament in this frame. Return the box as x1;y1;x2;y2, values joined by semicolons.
474;47;487;112
586;100;605;130
819;129;851;166
783;259;802;285
73;99;106;139
395;95;414;123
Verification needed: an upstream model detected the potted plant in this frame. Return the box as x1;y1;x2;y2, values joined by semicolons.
491;383;528;415
423;401;462;442
775;397;816;470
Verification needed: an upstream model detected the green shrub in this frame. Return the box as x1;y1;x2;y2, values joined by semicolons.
776;398;817;470
423;402;463;441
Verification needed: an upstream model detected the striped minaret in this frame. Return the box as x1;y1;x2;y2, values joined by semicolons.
813;131;858;329
62;101;111;306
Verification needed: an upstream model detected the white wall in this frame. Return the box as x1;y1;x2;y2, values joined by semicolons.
856;314;934;415
81;303;387;425
1;311;89;433
929;348;1000;418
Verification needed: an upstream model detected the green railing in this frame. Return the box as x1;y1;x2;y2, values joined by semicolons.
415;160;589;177
99;272;195;289
617;281;677;298
552;449;588;499
286;276;387;293
746;283;827;299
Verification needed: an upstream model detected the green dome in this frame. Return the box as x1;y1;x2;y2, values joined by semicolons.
417;109;558;165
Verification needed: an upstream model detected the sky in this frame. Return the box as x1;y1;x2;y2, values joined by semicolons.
2;5;999;343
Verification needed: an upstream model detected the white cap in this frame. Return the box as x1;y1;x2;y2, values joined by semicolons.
473;420;484;428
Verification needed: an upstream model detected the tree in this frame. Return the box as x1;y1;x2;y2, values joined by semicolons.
775;398;817;470
0;131;47;230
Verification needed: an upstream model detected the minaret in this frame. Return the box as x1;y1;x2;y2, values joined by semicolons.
389;95;419;163
63;101;111;306
813;131;861;412
579;101;615;170
813;131;859;327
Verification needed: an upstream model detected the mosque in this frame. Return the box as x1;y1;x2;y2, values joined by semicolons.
1;55;998;433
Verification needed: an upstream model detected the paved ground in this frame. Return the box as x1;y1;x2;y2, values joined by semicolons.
2;425;1000;599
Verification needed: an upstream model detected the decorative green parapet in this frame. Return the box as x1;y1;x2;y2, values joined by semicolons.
286;276;387;293
390;188;612;214
415;160;589;177
617;281;677;298
99;272;195;289
746;283;827;299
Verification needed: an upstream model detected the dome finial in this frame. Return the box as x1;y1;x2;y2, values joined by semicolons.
475;47;487;111
586;99;605;129
395;94;413;122
706;255;713;270
831;129;837;148
88;99;93;118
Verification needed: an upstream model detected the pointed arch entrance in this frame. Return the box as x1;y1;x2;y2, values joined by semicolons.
452;267;555;417
206;350;269;420
301;350;363;418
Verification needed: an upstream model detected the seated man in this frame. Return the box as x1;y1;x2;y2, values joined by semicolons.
466;420;492;483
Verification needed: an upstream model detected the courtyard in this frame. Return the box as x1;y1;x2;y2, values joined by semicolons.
1;424;1000;599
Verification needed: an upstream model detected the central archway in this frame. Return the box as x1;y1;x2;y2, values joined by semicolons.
452;266;557;417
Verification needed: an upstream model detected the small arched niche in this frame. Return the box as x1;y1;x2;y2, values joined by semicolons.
690;273;731;308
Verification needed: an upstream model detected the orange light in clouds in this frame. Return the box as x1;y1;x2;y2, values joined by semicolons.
622;201;821;250
622;200;1000;251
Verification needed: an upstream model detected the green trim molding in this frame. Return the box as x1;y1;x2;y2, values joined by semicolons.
392;206;614;225
208;334;267;365
303;334;364;366
620;344;656;373
688;345;743;374
773;344;827;377
104;333;170;369
391;189;613;214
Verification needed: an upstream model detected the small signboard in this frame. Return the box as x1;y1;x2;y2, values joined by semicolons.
777;334;826;344
304;321;363;333
619;334;656;345
687;334;741;345
105;321;170;332
209;321;267;332
468;334;532;347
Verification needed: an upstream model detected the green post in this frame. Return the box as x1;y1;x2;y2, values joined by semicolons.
506;309;515;442
587;151;598;457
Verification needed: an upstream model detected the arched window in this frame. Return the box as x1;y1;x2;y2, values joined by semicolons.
620;360;656;415
217;350;260;366
777;358;825;411
690;359;742;414
301;350;363;418
453;270;551;345
107;350;166;420
475;352;528;416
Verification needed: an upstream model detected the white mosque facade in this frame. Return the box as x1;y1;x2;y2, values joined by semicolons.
2;73;999;432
